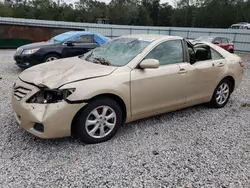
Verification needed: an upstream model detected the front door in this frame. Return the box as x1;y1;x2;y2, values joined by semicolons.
130;40;188;116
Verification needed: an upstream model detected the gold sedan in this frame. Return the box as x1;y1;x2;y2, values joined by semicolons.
12;34;244;144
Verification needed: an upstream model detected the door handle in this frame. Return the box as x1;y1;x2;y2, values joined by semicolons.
217;62;225;67
178;68;187;74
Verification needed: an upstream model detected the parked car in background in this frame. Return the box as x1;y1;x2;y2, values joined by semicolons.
230;22;250;29
12;34;243;144
194;36;234;53
14;31;111;68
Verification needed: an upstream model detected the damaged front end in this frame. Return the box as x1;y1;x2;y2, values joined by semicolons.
11;78;86;138
26;88;75;104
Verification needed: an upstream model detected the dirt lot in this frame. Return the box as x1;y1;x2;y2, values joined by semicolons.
0;50;250;188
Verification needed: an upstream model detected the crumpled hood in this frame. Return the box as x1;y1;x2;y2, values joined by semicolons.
19;57;117;89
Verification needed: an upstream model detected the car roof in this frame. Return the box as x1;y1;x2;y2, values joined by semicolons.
196;36;216;39
196;36;229;40
119;34;183;41
52;31;111;44
238;22;249;25
62;31;94;35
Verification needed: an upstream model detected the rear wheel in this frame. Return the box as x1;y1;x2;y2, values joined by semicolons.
74;98;123;144
43;54;60;62
210;79;232;108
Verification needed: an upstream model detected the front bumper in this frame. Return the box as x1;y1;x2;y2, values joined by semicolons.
11;79;86;139
14;53;43;68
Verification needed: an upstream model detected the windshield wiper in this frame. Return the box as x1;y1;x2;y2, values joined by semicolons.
127;39;138;45
93;57;111;66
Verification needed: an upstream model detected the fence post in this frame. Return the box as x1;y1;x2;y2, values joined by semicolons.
111;27;113;38
169;28;172;36
187;30;190;39
130;28;132;34
233;33;236;43
148;29;150;34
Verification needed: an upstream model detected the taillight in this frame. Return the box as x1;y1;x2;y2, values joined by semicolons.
239;60;244;67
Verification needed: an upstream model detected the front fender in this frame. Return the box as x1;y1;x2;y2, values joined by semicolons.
40;46;63;56
60;72;131;117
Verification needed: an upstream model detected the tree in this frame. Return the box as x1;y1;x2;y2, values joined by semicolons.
141;0;160;25
137;6;153;26
0;0;250;28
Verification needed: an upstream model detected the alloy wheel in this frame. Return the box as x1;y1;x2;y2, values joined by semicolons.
85;106;117;139
216;83;230;105
46;57;58;62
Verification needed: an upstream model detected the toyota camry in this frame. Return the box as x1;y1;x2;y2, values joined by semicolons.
12;34;244;144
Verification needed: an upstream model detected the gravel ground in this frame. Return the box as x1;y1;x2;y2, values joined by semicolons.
0;50;250;188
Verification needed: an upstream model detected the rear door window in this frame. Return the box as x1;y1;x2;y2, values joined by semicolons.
72;35;95;43
221;38;229;44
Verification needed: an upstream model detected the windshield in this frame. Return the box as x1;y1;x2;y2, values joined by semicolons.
81;37;151;66
48;38;61;43
195;36;214;42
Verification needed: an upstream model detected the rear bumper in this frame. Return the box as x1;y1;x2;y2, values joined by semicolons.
234;65;244;91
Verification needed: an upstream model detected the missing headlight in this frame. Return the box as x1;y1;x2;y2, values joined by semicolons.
27;88;75;104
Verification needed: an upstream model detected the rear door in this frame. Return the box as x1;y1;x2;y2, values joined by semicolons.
182;47;227;103
63;35;98;57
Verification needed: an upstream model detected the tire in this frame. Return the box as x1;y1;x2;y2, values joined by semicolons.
210;79;232;108
43;54;60;62
74;97;123;144
229;49;234;54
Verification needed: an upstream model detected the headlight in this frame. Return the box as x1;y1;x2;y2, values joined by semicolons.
27;88;75;104
22;48;40;55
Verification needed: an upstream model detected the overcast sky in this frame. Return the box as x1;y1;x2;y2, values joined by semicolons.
64;0;175;6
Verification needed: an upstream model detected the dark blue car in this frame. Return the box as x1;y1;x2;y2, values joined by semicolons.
14;31;111;68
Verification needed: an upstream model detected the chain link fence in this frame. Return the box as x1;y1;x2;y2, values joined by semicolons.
0;17;250;52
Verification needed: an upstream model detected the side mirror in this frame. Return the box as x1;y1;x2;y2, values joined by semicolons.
213;41;220;45
140;59;160;69
65;41;74;46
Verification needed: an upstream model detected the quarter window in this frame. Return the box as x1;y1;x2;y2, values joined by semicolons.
211;48;223;60
144;40;184;66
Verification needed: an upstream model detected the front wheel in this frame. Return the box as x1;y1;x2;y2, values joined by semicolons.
43;54;60;62
210;79;232;108
74;98;123;144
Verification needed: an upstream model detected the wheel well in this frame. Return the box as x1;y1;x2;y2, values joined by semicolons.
71;94;127;136
224;76;235;92
44;52;61;60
